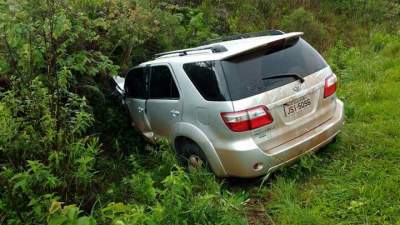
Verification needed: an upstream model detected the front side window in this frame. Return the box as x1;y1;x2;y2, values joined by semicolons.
149;66;179;99
124;67;146;99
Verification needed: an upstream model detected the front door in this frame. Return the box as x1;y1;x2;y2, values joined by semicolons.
146;64;182;138
124;67;153;139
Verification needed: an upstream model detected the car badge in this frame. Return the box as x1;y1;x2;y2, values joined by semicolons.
292;83;303;92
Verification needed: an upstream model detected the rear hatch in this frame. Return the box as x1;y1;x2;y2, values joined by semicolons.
221;37;337;155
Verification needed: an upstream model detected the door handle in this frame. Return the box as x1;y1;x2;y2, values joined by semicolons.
170;109;180;117
137;106;144;112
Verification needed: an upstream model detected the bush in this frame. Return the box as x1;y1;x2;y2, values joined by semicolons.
0;0;153;223
47;202;96;225
280;7;328;50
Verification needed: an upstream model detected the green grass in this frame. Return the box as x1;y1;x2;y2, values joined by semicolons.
242;34;400;225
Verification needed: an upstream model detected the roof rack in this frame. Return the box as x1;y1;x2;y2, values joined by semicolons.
154;44;228;58
201;29;285;45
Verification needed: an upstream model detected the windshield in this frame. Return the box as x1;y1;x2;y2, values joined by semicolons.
221;38;328;100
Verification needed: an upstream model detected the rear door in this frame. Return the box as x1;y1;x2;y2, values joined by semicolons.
124;67;153;139
222;38;336;154
146;64;183;138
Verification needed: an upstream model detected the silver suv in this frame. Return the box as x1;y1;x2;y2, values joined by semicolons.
114;31;344;178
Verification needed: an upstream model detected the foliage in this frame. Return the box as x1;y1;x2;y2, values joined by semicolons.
280;7;328;50
47;202;96;225
98;168;246;225
0;0;399;224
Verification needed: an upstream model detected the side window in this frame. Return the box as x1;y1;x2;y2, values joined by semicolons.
183;61;227;101
124;67;146;99
149;66;179;99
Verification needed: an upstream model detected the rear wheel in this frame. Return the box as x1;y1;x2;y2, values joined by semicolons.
175;138;209;170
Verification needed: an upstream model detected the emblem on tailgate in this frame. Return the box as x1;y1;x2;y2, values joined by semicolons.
292;82;303;92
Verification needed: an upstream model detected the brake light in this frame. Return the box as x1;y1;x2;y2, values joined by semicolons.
221;106;273;132
324;74;337;98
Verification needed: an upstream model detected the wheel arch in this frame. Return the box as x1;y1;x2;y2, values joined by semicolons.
171;122;227;176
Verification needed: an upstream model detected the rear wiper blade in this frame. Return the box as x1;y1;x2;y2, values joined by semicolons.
262;73;305;83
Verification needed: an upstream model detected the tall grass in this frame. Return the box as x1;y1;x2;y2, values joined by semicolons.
262;34;400;225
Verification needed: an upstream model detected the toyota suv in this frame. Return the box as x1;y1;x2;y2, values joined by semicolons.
114;30;344;178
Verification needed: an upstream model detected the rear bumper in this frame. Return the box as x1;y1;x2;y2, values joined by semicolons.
217;99;344;177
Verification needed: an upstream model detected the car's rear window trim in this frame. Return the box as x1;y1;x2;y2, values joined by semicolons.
220;38;328;101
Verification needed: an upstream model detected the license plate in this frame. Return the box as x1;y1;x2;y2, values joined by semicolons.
284;95;312;116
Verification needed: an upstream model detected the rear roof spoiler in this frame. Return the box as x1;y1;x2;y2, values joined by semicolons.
201;29;285;45
221;32;304;61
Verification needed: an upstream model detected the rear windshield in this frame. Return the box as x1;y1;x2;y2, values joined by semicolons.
221;38;328;100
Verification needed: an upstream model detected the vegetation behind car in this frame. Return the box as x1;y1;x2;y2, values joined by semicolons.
0;0;399;224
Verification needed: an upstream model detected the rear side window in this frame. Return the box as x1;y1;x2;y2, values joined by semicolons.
183;61;229;101
149;66;179;99
221;38;328;100
124;67;146;99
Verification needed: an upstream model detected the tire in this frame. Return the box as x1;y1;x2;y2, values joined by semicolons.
176;140;210;170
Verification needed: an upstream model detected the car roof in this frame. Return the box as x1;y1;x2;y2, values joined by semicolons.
138;32;303;67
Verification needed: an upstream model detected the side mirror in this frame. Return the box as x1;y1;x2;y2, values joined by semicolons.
113;76;125;94
111;76;126;105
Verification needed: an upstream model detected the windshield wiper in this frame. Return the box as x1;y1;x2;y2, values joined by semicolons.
262;73;305;83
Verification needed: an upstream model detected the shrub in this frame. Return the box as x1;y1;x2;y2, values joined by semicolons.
47;202;96;225
280;7;328;50
0;0;137;223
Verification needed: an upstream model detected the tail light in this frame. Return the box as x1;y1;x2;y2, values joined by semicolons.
324;74;337;98
221;106;273;132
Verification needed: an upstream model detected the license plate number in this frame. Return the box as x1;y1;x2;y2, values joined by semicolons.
284;96;312;116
